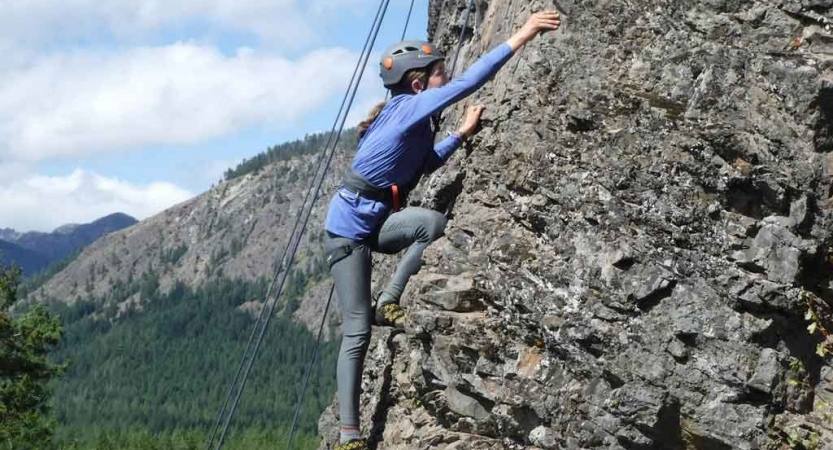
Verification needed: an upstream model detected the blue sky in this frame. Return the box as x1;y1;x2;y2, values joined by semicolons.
0;0;429;232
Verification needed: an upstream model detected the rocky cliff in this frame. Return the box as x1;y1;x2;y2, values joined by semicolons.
317;0;833;448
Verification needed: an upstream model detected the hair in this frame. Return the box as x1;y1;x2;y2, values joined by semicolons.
357;64;435;139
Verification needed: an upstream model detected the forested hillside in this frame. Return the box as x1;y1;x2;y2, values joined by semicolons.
21;130;359;448
50;277;338;449
28;131;353;340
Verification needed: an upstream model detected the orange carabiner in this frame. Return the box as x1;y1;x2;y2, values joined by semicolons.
391;184;401;211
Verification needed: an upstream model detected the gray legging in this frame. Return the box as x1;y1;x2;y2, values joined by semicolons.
325;206;447;428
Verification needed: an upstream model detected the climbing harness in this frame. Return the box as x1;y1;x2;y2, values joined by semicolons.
342;167;410;212
207;1;482;449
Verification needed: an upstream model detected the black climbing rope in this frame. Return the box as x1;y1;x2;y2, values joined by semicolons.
448;0;476;78
287;0;480;443
209;0;486;447
205;0;392;448
285;284;335;450
401;0;417;40
440;0;478;219
386;0;420;101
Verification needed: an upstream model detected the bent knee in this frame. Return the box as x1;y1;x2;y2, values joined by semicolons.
422;210;447;242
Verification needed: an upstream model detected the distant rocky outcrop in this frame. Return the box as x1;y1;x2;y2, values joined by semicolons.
0;240;50;276
1;213;137;276
316;0;833;448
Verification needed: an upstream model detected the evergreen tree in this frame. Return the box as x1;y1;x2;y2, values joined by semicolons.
0;265;64;449
50;276;336;449
223;129;357;181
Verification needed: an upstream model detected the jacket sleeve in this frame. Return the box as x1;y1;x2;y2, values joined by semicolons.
423;134;463;174
398;43;514;132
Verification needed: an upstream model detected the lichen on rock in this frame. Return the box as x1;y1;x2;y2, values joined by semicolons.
318;0;833;448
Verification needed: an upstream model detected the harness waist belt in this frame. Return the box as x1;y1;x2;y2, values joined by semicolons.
342;167;406;211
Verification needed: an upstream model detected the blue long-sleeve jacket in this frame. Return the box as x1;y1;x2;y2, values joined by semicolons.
325;43;515;240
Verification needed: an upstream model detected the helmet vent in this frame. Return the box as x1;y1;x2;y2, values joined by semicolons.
380;41;444;87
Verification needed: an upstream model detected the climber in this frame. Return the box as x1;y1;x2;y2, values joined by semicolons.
323;10;561;450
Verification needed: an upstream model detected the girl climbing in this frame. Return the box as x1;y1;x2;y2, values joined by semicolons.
324;10;561;449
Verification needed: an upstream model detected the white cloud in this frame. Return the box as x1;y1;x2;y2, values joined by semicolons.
181;158;237;187
0;43;358;162
202;159;237;183
0;0;371;50
0;0;422;231
0;161;30;185
344;55;388;128
347;96;386;130
0;169;193;232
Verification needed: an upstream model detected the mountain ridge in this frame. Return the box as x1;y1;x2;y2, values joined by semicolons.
1;212;137;276
0;239;50;275
28;132;353;340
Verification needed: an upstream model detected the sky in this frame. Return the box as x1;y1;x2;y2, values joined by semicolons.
0;0;429;232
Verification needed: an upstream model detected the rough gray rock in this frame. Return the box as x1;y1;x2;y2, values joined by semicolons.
317;0;833;449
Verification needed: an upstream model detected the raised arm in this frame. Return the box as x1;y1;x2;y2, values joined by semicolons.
399;10;561;131
398;43;513;131
506;10;562;52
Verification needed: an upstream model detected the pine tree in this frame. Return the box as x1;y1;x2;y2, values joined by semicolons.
0;265;64;449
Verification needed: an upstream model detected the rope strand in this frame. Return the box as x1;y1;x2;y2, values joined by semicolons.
449;0;476;78
211;1;482;447
285;285;336;450
206;1;391;448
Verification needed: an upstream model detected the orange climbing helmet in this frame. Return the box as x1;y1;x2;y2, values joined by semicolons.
379;40;444;88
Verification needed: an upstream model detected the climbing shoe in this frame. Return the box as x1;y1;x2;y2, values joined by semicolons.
374;302;406;329
334;438;368;450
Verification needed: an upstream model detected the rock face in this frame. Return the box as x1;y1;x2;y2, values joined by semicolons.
317;0;833;448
